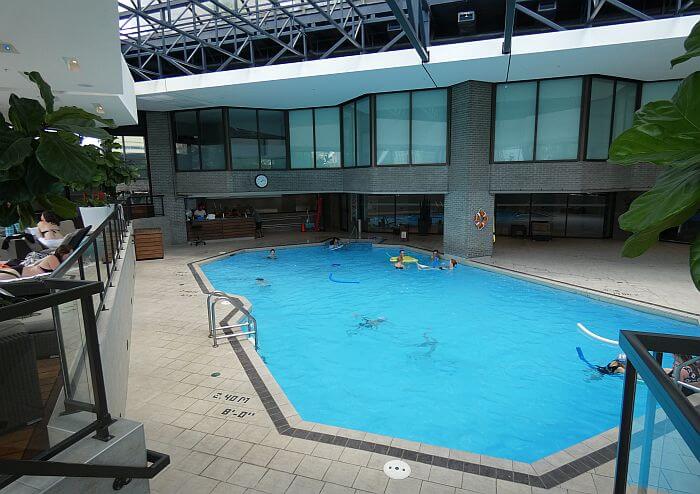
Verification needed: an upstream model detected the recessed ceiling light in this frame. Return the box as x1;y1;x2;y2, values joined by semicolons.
1;42;18;54
63;57;80;72
78;83;94;88
93;103;105;114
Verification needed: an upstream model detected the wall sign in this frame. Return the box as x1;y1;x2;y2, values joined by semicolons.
255;174;268;188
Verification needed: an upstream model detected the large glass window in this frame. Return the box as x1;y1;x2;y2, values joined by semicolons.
376;93;410;165
199;109;226;170
495;193;610;238
342;102;356;167
612;81;638;140
229;108;259;169
366;195;396;232
258;110;286;169
122;136;147;179
314;107;341;168
535;78;582;160
641;80;681;106
586;78;615;160
356;97;371;166
174;111;201;170
289;110;314;169
493;82;537;161
411;89;447;164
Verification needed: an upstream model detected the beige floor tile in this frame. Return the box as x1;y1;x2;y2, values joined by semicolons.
241;444;278;467
337;447;372;467
461;473;496;494
194;434;230;455
311;442;344;461
286;475;325;494
194;416;228;434
286;438;317;455
210;481;246;494
352;467;388;494
267;449;305;473
386;477;422;494
176;429;207;449
319;483;355;494
180;450;217;475
202;457;242;481
216;420;248;438
495;480;532;494
253;469;295;494
227;463;268;488
295;455;332;480
174;473;219;494
218;439;254;461
322;460;360;487
428;466;463;488
420;481;456;494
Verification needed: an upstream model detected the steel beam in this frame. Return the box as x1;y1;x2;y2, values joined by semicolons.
503;0;516;54
305;0;362;50
384;0;429;62
515;3;565;31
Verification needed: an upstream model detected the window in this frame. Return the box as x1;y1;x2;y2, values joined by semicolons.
342;102;355;167
314;107;341;168
199;109;226;170
493;82;537;161
289;110;314;169
122;136;147;179
258;110;287;169
535;78;582;160
641;80;681;106
174;111;201;170
356;97;371;166
585;78;640;160
228;109;287;170
586;78;615;160
411;89;447;164
376;93;410;165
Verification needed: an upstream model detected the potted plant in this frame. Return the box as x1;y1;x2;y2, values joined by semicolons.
0;71;114;229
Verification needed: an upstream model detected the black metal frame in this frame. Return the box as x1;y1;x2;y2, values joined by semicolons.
123;193;166;220
614;331;700;494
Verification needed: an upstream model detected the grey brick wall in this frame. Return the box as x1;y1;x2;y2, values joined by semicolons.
145;112;187;244
443;81;495;259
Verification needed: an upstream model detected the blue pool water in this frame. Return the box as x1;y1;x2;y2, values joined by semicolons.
201;244;698;462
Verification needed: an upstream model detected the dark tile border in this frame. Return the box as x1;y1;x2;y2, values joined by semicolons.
186;249;619;489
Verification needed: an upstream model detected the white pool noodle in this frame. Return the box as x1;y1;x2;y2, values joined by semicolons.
576;322;619;347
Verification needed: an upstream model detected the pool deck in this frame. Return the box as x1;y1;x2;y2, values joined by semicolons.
127;232;697;494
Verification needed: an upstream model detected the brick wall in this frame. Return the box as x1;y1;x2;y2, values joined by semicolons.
443;81;495;259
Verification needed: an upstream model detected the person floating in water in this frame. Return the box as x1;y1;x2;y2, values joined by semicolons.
418;250;443;270
439;259;457;270
267;248;276;259
358;316;386;329
415;332;438;357
394;250;406;270
255;277;270;287
577;348;626;375
329;237;342;249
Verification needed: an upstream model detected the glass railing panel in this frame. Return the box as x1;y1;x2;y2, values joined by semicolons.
626;375;700;494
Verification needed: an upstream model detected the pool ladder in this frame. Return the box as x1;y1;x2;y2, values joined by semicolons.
207;291;258;350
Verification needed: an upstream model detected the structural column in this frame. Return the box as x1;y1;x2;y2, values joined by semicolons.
145;112;187;245
443;81;494;258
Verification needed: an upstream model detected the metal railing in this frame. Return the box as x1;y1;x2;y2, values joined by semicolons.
0;279;169;488
613;331;700;493
51;204;129;316
207;291;258;350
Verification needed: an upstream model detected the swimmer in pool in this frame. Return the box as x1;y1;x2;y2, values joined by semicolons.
596;354;627;375
394;250;406;270
430;250;440;268
267;249;276;259
358;316;386;329
255;277;270;287
439;259;457;270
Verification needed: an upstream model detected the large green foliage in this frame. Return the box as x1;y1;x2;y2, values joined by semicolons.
77;137;140;195
0;72;114;227
609;16;700;290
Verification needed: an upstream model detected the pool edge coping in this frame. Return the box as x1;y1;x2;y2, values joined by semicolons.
184;240;653;489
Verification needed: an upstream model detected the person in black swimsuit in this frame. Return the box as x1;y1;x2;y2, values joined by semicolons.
0;245;72;280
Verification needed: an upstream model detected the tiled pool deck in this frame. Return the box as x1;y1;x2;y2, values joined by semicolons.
126;233;698;494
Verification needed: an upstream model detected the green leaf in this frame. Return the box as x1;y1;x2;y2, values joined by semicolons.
24;158;59;195
17;202;36;229
46;106;115;127
51;121;112;140
609;73;700;168
0;203;19;227
671;18;700;67
8;94;46;135
35;131;101;184
25;71;54;113
0;137;33;171
44;193;77;219
691;234;700;290
618;165;700;257
0;180;32;203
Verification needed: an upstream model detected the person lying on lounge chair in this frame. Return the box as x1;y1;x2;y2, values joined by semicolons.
0;245;73;280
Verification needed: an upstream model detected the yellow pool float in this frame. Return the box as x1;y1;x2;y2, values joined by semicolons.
389;256;418;263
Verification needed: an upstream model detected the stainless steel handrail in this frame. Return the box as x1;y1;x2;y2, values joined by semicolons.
207;291;258;350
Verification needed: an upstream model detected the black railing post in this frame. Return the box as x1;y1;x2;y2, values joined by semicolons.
101;233;110;289
79;294;113;442
614;360;638;494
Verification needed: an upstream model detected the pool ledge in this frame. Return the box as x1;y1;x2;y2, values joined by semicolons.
186;242;653;489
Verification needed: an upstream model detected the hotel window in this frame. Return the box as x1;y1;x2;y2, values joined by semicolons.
229;109;286;170
174;111;201;170
411;89;448;164
356;97;371;166
535;78;582;160
289;109;314;169
314;107;341;168
494;78;582;162
174;109;226;171
493;82;537;161
585;78;640;160
342;102;356;167
376;89;447;166
641;80;681;106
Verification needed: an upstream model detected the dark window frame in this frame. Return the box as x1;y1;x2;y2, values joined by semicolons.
172;108;227;172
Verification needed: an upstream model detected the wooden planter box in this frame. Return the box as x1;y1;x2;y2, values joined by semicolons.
134;228;164;261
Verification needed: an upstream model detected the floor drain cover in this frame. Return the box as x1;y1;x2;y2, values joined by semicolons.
383;459;411;480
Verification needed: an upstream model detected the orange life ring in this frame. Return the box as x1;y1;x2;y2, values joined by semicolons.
473;210;488;230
